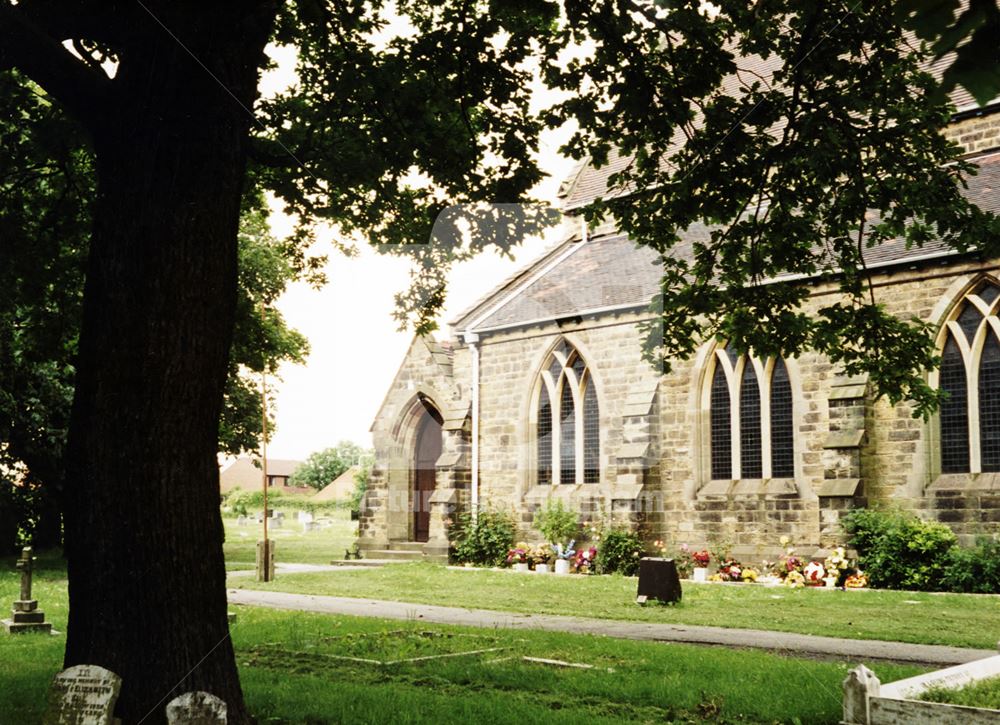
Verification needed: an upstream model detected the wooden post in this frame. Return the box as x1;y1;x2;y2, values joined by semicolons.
260;302;270;582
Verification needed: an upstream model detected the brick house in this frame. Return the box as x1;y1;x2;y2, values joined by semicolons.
359;71;1000;562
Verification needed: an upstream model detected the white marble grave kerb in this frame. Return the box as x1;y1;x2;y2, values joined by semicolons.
43;664;122;725
2;545;53;634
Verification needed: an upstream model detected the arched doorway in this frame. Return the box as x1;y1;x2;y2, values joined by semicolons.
413;400;443;542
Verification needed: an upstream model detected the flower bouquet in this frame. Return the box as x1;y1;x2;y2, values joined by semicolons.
803;561;826;585
553;540;576;574
844;572;868;589
507;542;531;572
784;570;806;588
691;549;711;582
573;546;598;574
532;543;553;573
716;558;744;582
823;547;849;587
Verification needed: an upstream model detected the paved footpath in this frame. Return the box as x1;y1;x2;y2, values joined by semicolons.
227;588;996;667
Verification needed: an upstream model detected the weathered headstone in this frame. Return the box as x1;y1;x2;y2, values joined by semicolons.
3;546;53;634
236;515;248;527
43;664;121;725
165;691;227;724
636;557;682;605
297;510;314;524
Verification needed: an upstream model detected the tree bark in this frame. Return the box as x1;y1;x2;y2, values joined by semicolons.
61;7;276;723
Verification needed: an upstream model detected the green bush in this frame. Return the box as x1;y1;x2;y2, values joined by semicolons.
450;508;516;567
841;508;957;591
533;499;579;544
941;537;1000;593
595;528;645;576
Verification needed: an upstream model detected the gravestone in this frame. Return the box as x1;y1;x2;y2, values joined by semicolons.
297;511;314;525
3;546;53;634
236;516;248;527
270;517;282;529
636;558;682;605
165;691;227;724
43;664;121;725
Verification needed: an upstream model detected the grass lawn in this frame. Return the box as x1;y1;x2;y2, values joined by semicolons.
231;562;1000;650
223;509;357;569
0;556;925;723
921;675;1000;710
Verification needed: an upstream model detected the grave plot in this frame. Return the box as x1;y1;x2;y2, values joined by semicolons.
244;629;512;670
240;627;626;676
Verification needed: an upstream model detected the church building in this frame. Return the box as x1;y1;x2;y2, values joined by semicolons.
359;71;1000;562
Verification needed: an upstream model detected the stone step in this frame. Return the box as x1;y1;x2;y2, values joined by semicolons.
366;549;425;561
388;541;427;551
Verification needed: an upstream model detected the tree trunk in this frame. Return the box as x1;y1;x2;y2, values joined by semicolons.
62;10;275;723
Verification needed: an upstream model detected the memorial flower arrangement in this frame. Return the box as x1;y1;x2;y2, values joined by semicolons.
785;570;806;587
824;547;849;584
741;567;759;582
655;540;694;577
573;546;598;573
531;544;553;567
777;537;804;580
506;543;530;565
803;561;826;584
692;549;711;567
716;558;744;582
553;540;576;560
844;572;868;589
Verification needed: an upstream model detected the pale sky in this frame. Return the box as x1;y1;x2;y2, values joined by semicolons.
259;46;577;460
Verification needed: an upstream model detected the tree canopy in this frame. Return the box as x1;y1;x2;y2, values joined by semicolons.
1;0;999;721
289;441;371;491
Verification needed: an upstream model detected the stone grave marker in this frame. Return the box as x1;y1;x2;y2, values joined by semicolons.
43;664;121;724
165;691;227;724
236;515;248;527
297;510;314;525
636;557;682;605
3;546;54;634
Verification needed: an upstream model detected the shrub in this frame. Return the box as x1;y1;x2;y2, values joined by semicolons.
533;499;579;544
450;508;517;567
841;508;956;591
941;537;1000;594
595;528;645;576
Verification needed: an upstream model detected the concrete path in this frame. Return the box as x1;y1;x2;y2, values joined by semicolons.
228;563;366;579
227;588;996;667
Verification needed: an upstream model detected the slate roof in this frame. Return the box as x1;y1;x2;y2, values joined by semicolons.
461;149;1000;334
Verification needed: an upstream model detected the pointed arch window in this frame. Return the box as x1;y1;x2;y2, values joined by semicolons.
709;346;795;480
536;341;601;484
939;280;1000;473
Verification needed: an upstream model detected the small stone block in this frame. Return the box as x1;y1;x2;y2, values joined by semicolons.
165;691;227;724
3;619;53;634
12;609;46;624
227;612;236;625
636;595;648;606
13;599;38;612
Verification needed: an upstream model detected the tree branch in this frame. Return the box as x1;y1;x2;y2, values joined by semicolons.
0;1;114;129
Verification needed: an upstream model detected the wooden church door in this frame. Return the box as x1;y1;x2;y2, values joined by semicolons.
413;403;442;542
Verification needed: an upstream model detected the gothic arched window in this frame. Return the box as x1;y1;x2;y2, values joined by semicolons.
938;280;1000;474
537;341;600;484
709;346;795;480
